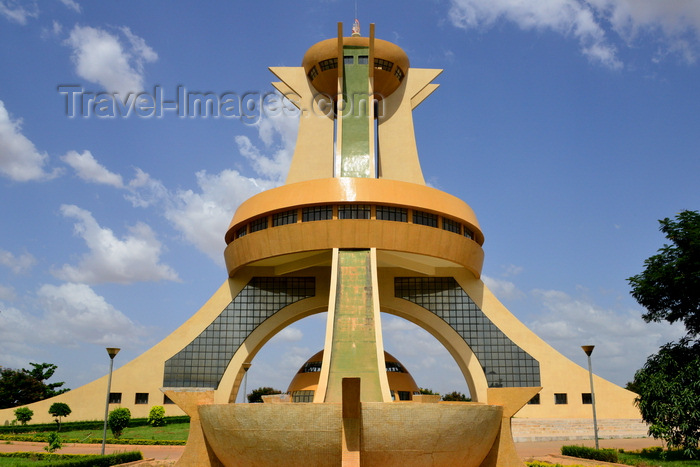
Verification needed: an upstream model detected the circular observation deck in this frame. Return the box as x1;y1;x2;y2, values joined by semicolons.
302;36;410;99
223;178;485;278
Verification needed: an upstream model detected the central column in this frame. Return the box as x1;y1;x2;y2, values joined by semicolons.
322;249;389;402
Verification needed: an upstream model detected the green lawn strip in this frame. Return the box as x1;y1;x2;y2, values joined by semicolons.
617;449;700;466
0;422;189;445
0;451;142;466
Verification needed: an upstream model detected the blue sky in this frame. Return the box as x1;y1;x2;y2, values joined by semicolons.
0;0;698;399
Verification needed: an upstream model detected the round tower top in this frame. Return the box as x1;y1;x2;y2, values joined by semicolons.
302;36;410;99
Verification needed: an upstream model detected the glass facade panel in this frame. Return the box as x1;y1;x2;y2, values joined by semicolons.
412;210;438;228
250;217;267;232
395;277;541;388
319;58;338;71
443;218;460;233
299;361;322;373
302;205;333;222
374;58;394;71
376;206;407;222
163;277;315;388
338;204;370;220
273;209;298;227
292;390;314;403
307;66;318;81
385;361;405;373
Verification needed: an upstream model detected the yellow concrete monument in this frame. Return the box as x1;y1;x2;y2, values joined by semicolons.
0;21;643;466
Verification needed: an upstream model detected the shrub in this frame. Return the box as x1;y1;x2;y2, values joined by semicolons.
45;431;63;452
108;407;131;438
148;405;166;427
13;407;33;425
561;445;618;463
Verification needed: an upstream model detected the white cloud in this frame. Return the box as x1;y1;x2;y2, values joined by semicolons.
163;169;277;262
58;0;80;13
273;326;303;342
61;150;124;187
482;275;525;300
0;285;16;301
235;99;298;183
448;0;700;67
0;0;38;25
381;315;468;394
528;288;686;384
0;248;36;274
52;204;179;284
51;111;296;265
125;112;295;262
0;100;61;182
37;282;146;346
448;0;622;69
0;304;38;364
65;25;157;95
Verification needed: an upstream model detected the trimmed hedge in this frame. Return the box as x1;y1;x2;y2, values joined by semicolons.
0;415;189;434
0;451;142;466
561;444;619;463
0;433;185;445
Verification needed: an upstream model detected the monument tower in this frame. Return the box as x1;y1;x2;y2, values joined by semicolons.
0;22;641;462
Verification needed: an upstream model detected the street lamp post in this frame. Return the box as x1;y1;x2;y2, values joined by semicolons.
242;363;252;403
582;345;599;449
101;347;120;456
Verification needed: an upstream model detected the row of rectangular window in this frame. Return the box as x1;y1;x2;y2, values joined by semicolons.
235;204;475;240
108;392;174;405
307;57;404;82
527;393;593;405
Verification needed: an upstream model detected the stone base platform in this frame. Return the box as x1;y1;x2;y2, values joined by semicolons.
512;418;648;442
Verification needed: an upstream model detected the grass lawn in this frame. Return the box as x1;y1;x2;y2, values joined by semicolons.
57;422;190;442
0;423;190;444
0;459;56;466
617;450;700;466
51;423;190;441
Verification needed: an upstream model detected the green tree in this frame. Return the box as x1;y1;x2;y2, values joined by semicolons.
108;407;131;438
419;388;437;395
247;387;282;403
14;407;33;425
628;210;700;336
632;340;700;457
26;363;68;398
441;391;471;402
628;210;700;457
0;367;45;409
148;405;166;427
0;363;70;409
48;402;71;431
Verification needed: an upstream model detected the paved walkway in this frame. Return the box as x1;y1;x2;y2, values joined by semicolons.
0;436;666;465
